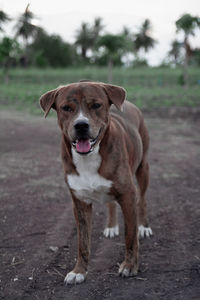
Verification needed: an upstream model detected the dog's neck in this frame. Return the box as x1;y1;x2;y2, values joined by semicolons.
71;143;101;173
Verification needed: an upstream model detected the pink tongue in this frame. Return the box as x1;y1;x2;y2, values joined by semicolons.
76;139;91;153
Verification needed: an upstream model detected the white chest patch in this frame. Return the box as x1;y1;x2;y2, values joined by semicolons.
67;146;113;204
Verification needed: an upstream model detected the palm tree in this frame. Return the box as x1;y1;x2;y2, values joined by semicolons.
14;4;38;66
75;22;93;60
92;17;104;40
97;34;126;82
176;14;200;85
120;26;135;66
15;4;38;47
168;39;182;65
75;18;104;61
134;19;156;59
0;10;11;32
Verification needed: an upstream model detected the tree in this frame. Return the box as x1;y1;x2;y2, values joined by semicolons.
75;22;93;60
119;26;135;66
96;34;126;82
176;14;200;85
0;37;21;83
92;17;104;41
0;10;11;32
134;19;156;59
168;39;182;65
14;4;38;65
75;18;104;62
30;28;75;67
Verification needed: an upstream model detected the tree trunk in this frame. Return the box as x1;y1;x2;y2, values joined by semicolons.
24;37;29;67
183;36;189;87
108;57;113;83
81;47;87;59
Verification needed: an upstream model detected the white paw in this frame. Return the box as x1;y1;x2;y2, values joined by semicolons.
103;225;119;238
118;262;138;277
139;225;153;238
64;271;86;285
119;267;130;277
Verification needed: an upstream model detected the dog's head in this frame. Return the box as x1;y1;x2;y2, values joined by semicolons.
40;82;126;155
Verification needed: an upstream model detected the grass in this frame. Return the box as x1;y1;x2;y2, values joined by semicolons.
0;66;200;114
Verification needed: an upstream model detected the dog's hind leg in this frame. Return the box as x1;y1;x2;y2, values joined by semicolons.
103;201;119;238
136;159;153;238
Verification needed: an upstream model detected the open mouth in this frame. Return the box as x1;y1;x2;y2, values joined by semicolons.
72;137;98;155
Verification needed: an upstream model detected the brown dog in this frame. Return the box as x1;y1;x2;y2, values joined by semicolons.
40;81;152;284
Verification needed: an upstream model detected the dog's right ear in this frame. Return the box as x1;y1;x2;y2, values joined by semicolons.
39;88;58;118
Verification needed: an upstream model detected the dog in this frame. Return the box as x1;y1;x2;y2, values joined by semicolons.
39;81;152;284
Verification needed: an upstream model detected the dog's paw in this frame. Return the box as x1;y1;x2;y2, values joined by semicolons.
118;261;138;277
103;225;119;238
64;271;86;285
139;225;153;238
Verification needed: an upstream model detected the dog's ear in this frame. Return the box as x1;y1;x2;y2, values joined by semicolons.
102;84;126;111
39;88;58;118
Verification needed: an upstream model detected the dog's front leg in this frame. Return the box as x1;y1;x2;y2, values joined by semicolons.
118;186;139;277
64;194;92;284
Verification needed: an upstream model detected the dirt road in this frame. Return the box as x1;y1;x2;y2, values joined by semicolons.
0;109;200;300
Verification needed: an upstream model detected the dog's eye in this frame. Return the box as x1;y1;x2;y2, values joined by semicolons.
91;103;101;110
62;105;73;112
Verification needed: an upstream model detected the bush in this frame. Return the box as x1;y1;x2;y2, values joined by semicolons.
177;73;185;86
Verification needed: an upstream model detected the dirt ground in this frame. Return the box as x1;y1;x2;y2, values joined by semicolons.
0;108;200;300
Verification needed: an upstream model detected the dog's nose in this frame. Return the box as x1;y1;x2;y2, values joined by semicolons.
74;120;90;135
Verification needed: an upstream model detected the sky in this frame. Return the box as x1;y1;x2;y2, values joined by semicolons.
0;0;200;65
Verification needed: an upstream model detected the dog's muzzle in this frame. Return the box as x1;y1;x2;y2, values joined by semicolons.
74;120;90;139
72;120;98;155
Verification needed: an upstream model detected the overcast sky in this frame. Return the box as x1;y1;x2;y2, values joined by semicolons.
1;0;200;65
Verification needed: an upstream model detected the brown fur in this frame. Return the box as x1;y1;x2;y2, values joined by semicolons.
39;81;150;282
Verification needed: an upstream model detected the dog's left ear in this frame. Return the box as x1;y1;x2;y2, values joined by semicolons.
102;84;126;111
39;88;58;118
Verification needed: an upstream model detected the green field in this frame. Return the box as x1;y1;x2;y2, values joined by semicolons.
0;66;200;114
